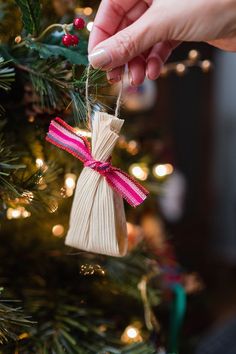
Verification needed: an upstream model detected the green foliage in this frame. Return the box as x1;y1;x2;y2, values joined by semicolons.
15;0;41;35
0;56;15;91
0;56;15;115
25;38;88;66
28;58;70;109
0;131;25;197
0;288;33;345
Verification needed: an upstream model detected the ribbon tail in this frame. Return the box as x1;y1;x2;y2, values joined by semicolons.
106;168;149;207
46;117;92;162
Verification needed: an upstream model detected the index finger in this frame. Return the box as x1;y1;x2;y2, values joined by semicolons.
88;0;140;53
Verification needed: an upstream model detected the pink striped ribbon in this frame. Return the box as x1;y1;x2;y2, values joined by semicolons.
46;117;148;207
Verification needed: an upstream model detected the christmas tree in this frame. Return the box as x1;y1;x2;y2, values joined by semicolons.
0;1;211;353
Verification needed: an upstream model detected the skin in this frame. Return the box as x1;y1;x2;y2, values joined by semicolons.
88;0;236;85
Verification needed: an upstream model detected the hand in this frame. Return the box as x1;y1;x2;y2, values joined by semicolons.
88;0;236;85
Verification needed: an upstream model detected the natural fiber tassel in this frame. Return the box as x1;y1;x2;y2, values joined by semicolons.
66;111;128;256
46;65;148;257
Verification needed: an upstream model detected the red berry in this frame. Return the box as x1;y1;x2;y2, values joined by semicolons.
73;17;85;30
71;34;79;46
62;34;73;47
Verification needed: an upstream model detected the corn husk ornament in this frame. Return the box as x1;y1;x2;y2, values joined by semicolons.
46;66;148;257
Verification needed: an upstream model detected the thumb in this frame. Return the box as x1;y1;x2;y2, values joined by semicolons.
88;7;166;70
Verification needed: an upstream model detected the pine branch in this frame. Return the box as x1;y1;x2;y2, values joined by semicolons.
0;56;15;91
15;0;41;35
0;288;33;345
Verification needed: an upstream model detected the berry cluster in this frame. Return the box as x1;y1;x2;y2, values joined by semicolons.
62;17;85;47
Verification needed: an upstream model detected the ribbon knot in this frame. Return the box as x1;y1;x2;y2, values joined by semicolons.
84;160;111;175
46;117;148;207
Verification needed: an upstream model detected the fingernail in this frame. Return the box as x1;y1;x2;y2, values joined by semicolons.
146;57;162;80
107;72;121;84
88;48;112;69
128;70;134;86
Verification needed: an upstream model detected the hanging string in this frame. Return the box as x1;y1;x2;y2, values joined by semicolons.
114;69;123;118
85;64;92;124
85;64;123;127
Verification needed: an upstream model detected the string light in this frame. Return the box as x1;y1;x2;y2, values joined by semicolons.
121;324;143;344
28;115;35;123
87;21;94;32
83;7;93;16
129;163;149;181
117;136;139;155
127;140;139;155
80;264;106;276
64;173;77;197
14;35;22;44
201;60;212;72
21;191;34;203
75;7;93;16
188;49;200;61
36;158;44;168
7;207;31;220
98;324;107;333
18;332;29;340
176;63;186;75
160;49;212;77
153;163;174;178
52;224;64;237
48;201;58;213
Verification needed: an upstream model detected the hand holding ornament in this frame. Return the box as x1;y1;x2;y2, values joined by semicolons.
88;0;236;85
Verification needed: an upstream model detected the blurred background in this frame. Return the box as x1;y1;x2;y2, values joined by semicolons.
0;1;236;353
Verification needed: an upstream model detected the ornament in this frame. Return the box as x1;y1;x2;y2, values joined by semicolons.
70;34;79;46
73;17;85;30
46;67;148;257
62;34;79;47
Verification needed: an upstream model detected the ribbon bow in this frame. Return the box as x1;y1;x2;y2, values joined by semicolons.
46;117;148;207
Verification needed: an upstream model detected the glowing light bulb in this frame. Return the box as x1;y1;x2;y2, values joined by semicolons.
87;21;94;32
64;173;77;197
7;207;31;220
52;224;64;237
188;49;199;61
65;174;76;189
176;63;186;75
127;327;139;339
129;164;148;181
153;163;174;178
121;324;143;344
83;7;93;16
201;60;211;72
36;158;44;168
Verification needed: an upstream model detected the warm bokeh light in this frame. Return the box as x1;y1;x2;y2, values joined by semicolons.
64;173;77;197
83;7;93;16
127;327;139;339
201;60;211;72
52;224;64;237
127;140;139;155
36;158;44;168
28;115;35;123
129;164;149;181
7;207;31;220
188;49;199;61
121;324;143;344
65;174;76;189
153;163;174;178
176;63;186;75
